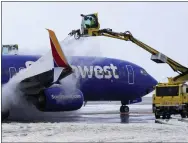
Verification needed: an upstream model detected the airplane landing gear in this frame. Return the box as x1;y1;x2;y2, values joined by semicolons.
120;105;129;113
120;101;129;113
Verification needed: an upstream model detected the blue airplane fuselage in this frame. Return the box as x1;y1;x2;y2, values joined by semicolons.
2;55;157;104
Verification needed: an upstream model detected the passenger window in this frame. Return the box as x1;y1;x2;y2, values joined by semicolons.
186;88;188;93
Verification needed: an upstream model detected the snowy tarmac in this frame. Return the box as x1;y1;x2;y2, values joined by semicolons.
2;97;188;142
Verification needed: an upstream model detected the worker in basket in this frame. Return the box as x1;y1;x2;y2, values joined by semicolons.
81;13;99;35
68;13;100;39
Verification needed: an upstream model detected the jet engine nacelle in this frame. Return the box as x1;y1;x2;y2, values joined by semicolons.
36;86;84;112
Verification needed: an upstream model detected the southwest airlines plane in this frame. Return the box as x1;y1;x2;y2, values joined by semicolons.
2;29;157;120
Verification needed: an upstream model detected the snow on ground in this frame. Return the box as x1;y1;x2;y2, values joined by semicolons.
81;104;152;112
156;118;188;126
2;122;188;142
2;99;187;142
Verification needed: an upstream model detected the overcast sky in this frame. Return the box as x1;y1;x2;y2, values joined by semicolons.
2;2;188;81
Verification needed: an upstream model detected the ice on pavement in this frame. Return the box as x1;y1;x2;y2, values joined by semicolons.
82;104;152;113
2;122;188;142
156;118;188;126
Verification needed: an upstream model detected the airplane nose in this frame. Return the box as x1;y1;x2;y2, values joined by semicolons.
145;75;158;94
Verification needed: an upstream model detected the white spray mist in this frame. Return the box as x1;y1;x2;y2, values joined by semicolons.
2;36;103;113
59;36;103;94
2;68;30;113
61;36;102;57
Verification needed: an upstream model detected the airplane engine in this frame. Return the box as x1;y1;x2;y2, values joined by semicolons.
36;86;84;112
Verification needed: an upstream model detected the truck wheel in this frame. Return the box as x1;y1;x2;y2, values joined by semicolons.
162;114;166;119
155;113;160;119
166;114;171;119
181;112;186;118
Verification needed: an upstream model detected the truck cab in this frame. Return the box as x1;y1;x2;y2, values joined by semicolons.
152;83;188;119
183;84;188;104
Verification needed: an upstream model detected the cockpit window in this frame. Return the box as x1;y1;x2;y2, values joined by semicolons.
140;69;148;76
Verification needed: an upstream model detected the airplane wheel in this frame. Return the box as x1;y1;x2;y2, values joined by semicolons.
2;110;10;121
120;105;129;113
120;106;124;112
124;106;129;113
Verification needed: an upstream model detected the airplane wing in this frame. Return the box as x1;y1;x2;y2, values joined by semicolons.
18;29;73;95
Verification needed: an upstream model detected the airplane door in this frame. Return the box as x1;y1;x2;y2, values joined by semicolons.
9;67;17;79
126;65;134;84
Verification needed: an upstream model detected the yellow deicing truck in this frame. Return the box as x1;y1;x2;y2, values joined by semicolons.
152;82;188;119
68;13;188;119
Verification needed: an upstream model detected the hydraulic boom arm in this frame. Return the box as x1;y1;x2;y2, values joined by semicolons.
68;13;188;84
